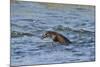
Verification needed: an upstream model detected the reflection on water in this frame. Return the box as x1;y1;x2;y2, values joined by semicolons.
11;1;95;66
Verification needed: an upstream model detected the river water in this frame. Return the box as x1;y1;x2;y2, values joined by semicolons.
11;1;95;66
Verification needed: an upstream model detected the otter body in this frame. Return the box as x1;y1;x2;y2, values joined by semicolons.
42;31;71;45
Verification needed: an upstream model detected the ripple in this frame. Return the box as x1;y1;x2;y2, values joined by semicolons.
18;19;34;22
11;31;34;38
28;48;39;51
53;25;94;34
75;8;89;12
74;53;85;56
11;1;95;66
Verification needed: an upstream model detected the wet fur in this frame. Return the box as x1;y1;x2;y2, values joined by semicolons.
42;31;71;45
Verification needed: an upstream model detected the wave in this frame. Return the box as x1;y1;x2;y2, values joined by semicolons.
11;31;33;38
53;25;94;34
11;27;94;38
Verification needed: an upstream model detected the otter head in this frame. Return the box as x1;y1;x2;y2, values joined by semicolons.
41;31;56;39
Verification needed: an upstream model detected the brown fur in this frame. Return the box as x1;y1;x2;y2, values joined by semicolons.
42;31;71;44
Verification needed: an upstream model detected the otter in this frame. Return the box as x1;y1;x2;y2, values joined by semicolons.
42;31;71;45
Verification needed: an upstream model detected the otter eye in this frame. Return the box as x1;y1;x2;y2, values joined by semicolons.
45;33;50;37
47;33;50;36
45;33;47;36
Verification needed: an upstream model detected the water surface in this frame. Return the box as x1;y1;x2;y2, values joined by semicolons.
11;1;95;66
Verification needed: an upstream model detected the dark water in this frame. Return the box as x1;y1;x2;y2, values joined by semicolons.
11;1;95;66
